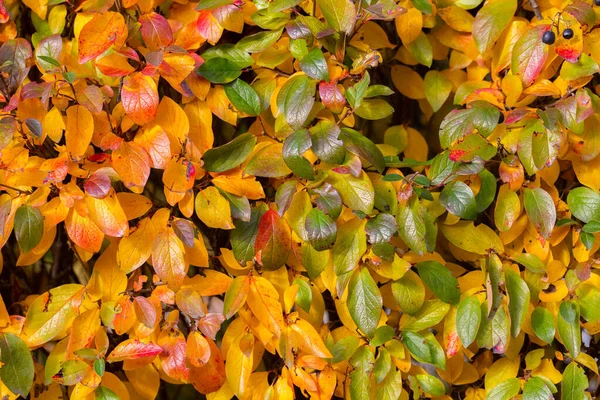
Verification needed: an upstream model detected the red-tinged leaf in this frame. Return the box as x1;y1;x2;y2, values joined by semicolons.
254;209;292;271
112;141;151;194
197;313;225;340
0;39;32;95
121;72;159;125
85;190;129;238
172;219;195;248
186;331;211;368
152;229;187;289
134;296;157;328
158;329;189;382
511;24;551;86
0;1;8;23
555;26;583;63
223;276;250;319
107;339;163;362
78;12;127;64
65;208;104;253
84;171;112;199
139;12;173;51
319;82;346;114
133;124;172;169
188;337;226;394
196;10;223;45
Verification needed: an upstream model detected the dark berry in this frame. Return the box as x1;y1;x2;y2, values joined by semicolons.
595;0;600;6
563;28;574;39
542;30;556;45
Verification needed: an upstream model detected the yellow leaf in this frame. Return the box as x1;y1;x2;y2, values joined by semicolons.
184;100;213;155
395;8;422;45
23;284;85;347
65;105;94;160
195;186;235;229
117;217;157;273
66;307;101;358
152;228;187;289
247;276;285;338
124;365;160;400
115;193;153;220
85;190;129;238
182;270;232;296
226;333;254;398
484;357;520;391
156;96;190;149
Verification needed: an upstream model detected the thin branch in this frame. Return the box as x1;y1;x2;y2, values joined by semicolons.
529;0;543;20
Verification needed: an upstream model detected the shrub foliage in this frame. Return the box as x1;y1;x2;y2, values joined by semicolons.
1;0;600;398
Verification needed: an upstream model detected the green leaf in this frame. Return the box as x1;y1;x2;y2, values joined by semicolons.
348;268;383;338
313;183;342;219
282;130;314;180
424;70;452;112
567;187;600;223
95;386;120;400
0;333;34;397
14;205;43;253
327;170;375;214
582;220;600;233
561;362;588;400
94;359;105;377
202;133;257;172
439;101;500;148
476;169;497;212
224;79;261;116
293;278;313;313
349;346;375;400
339;128;386;173
277;75;316;130
310;120;345;164
412;0;432;14
405;32;432;67
346;72;370;110
373;347;391;384
531;306;555;344
365;85;394;98
416;261;460;304
299;48;330;81
37;55;60;67
440;180;477;220
523;376;553;400
196;0;235;10
557;301;581;358
370;326;395;347
305;208;337;251
317;0;357;34
201;44;254;68
560;53;599;81
365;213;397;244
392;271;425;315
511;253;545;274
219;189;251;222
197;57;242;84
396;198;427;256
354;99;394;120
236;29;283;53
401;299;449;332
333;218;367;277
331;336;360;363
472;0;517;54
401;331;431;363
523;188;556;240
416;374;445;397
576;284;600;322
456;296;481;347
495;186;520;232
231;204;268;262
487;378;521;400
505;269;530;338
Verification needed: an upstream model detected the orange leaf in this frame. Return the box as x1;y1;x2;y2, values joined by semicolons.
65;207;104;253
188;337;226;394
121;72;159;125
134;296;157;329
186;331;211;367
158;328;189;382
66;307;101;358
112;141;151;194
133;124;172;169
107;339;163;362
85;190;129;238
78;12;127;64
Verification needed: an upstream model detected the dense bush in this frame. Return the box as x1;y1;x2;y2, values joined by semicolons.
1;0;600;398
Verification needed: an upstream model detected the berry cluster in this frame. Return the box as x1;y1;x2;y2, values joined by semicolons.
542;28;574;45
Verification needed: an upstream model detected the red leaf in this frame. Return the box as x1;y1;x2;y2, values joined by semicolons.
107;339;163;362
254;210;292;271
140;12;173;51
84;171;112;199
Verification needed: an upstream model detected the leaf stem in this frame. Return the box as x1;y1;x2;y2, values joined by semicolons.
529;0;543;20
